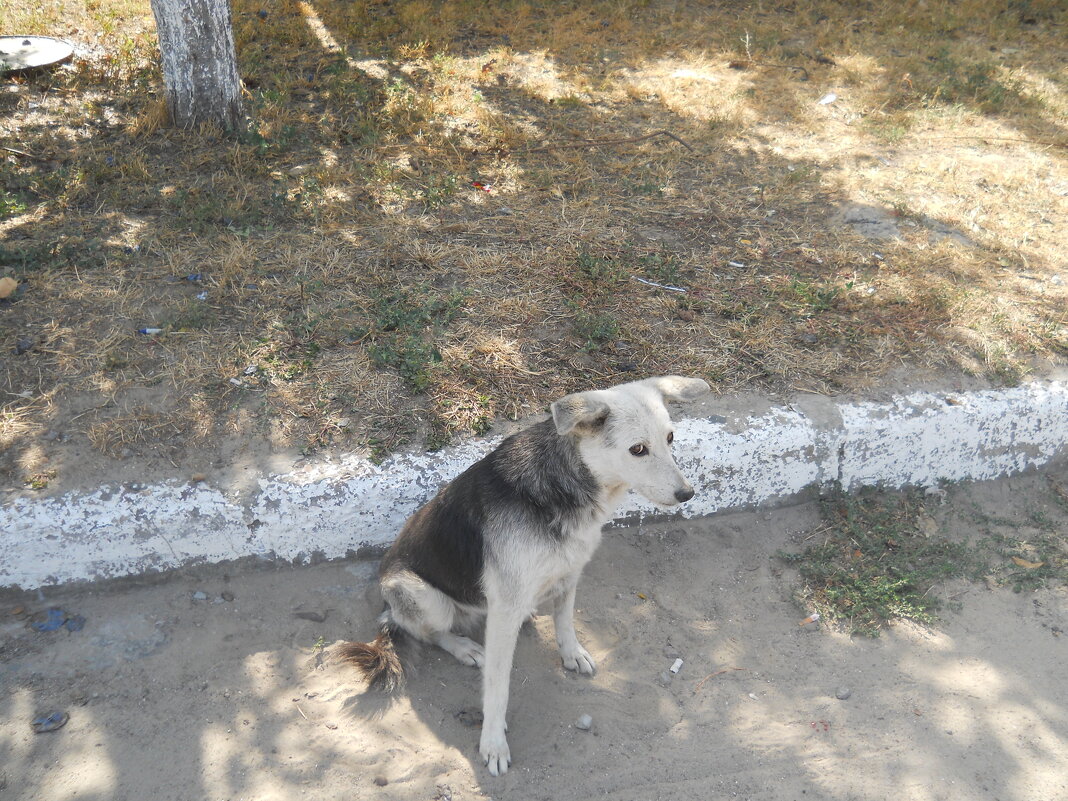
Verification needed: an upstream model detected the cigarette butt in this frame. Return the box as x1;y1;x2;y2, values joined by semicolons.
798;613;821;627
669;658;684;674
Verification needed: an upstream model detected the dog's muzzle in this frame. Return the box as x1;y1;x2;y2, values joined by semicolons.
674;487;695;503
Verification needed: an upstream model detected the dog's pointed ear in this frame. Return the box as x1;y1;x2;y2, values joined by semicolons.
641;375;711;402
551;392;610;436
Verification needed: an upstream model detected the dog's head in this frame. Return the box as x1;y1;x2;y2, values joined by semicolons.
550;376;710;507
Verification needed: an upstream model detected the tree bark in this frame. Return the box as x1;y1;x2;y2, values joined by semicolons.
149;0;243;131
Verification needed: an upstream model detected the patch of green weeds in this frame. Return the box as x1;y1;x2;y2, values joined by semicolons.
926;50;1020;113
166;297;216;332
781;164;818;187
638;252;682;286
778;487;979;636
967;497;1068;593
784;276;844;317
572;308;621;351
370;334;443;391
24;470;57;490
575;250;625;284
0;240;108;273
420;173;459;209
240;122;298;156
424;420;453;453
719;296;765;324
361;285;466;391
336;115;380;147
554;94;585;108
980;531;1067;592
863;117;912;145
0;191;28;219
102;349;129;371
627;178;663;196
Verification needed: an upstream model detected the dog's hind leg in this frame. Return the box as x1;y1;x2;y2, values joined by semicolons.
551;571;596;675
381;569;484;668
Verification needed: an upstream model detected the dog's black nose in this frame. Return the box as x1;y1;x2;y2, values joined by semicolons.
674;487;695;503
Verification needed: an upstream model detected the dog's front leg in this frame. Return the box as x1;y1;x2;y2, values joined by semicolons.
479;599;526;776
552;572;596;675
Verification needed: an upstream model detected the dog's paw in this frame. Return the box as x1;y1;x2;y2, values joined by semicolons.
438;634;485;668
455;638;485;668
560;642;596;675
479;729;512;776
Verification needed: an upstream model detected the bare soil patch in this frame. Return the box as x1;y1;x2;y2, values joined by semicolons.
2;465;1066;800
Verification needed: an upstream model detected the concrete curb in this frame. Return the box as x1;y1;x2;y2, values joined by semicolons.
3;381;1067;590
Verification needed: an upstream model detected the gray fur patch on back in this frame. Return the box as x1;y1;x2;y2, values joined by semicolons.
492;420;598;519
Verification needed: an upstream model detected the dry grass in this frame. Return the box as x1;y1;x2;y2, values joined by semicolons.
1;0;1066;490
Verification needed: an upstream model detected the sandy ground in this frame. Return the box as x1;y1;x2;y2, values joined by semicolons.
2;466;1067;801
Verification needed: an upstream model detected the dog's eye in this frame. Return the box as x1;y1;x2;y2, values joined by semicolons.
629;443;648;456
667;431;674;444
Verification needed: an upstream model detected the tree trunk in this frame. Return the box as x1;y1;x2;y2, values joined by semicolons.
149;0;243;131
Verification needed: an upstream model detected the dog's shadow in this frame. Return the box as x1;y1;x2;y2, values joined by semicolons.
340;686;401;721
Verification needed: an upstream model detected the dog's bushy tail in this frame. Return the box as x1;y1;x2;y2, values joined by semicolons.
338;627;403;692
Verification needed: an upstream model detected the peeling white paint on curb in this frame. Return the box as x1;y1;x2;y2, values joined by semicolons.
3;381;1066;589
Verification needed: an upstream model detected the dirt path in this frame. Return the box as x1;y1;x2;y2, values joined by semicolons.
2;467;1066;801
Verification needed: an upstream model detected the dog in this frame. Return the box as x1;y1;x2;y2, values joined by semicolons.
340;375;710;775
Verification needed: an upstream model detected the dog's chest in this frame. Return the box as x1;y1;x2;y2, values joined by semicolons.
534;509;611;594
551;486;626;574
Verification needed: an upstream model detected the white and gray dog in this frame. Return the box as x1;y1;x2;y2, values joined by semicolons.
341;375;710;775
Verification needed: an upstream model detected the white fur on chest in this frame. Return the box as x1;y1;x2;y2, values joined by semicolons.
534;486;625;598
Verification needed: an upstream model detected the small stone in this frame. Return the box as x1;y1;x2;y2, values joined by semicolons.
798;332;818;344
575;713;593;731
373;776;388;787
192;591;208;601
221;591;235;602
15;337;34;355
835;687;852;700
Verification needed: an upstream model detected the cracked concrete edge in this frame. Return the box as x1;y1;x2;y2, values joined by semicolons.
2;380;1067;590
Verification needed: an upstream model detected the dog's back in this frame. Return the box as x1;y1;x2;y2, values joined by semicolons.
380;419;600;601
